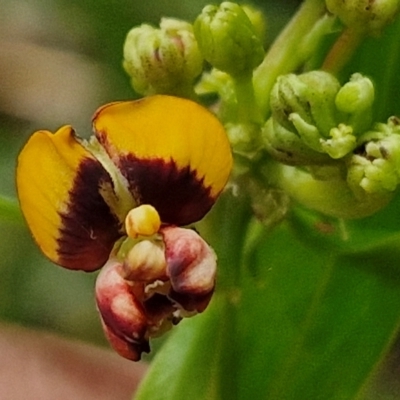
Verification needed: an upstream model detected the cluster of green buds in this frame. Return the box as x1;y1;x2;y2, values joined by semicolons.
123;2;265;144
348;117;400;194
264;71;374;164
123;3;264;92
121;0;400;223
265;70;400;219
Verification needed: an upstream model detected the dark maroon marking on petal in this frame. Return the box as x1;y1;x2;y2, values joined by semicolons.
101;318;150;362
143;293;176;323
98;292;148;345
118;155;215;225
57;158;121;271
168;288;214;313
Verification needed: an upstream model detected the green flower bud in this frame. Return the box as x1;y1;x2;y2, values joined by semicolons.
226;122;262;156
194;2;264;77
336;73;374;113
196;69;235;105
348;117;400;194
262;118;333;165
319;123;356;159
335;73;374;134
123;18;203;96
241;4;267;43
270;71;341;138
326;0;400;35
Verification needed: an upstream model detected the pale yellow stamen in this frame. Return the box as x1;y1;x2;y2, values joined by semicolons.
124;239;166;282
125;204;161;238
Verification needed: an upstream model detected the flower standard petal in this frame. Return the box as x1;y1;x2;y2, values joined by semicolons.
93;95;233;225
16;126;121;271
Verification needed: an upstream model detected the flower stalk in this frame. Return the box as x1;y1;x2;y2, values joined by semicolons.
253;0;327;118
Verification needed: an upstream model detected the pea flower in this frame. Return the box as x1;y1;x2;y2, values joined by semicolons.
16;95;232;360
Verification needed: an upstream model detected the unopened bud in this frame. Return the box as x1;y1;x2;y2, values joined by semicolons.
194;2;264;77
348;118;400;193
326;0;400;35
320;123;357;159
336;73;374;113
262;118;333;165
123;18;203;96
270;71;340;138
335;73;374;134
241;4;267;43
226;122;263;156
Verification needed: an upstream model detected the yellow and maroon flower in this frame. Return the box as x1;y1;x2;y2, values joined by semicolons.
95;221;218;360
16;95;232;360
17;95;232;271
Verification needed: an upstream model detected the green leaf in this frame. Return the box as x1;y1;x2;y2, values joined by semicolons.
236;223;400;400
135;295;243;400
289;188;400;263
134;192;252;400
134;207;400;400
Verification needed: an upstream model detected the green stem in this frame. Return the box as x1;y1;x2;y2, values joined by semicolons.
253;0;327;118
233;74;262;124
322;27;365;74
205;191;253;290
0;196;23;224
170;83;199;102
201;191;252;400
274;164;393;219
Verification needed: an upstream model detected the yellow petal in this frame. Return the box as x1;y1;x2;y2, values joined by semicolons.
93;95;232;225
16;126;120;271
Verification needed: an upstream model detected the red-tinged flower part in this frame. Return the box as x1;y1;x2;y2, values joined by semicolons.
16;126;121;271
96;225;218;360
95;259;150;361
100;319;150;362
93;95;233;225
162;226;216;312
